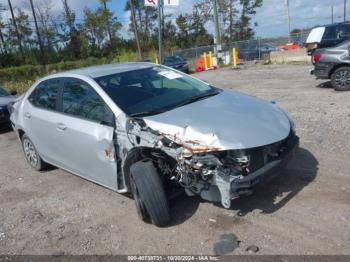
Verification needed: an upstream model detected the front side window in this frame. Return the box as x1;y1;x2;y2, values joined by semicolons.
28;79;60;110
62;79;111;124
94;66;221;117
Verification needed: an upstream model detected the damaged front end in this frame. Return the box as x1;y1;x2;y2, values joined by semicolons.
123;116;299;209
174;131;299;208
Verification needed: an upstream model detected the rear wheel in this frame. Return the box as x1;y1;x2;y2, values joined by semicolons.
331;67;350;91
22;134;48;171
130;160;171;227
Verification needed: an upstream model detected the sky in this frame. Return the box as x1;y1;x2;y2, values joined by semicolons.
1;0;349;39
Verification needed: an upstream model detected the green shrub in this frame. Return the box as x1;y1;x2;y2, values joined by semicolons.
0;53;196;94
3;80;35;94
0;57;113;94
113;50;138;63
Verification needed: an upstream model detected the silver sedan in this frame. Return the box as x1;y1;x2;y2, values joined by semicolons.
10;63;299;226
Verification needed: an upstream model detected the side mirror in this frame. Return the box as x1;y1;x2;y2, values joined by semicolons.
10;90;17;96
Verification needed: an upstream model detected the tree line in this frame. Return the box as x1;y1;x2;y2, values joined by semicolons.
0;0;262;68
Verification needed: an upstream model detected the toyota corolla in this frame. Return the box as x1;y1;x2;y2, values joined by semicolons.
10;63;299;226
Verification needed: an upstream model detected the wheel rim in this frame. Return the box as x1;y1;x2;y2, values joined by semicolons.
335;70;350;89
130;174;149;221
23;139;38;168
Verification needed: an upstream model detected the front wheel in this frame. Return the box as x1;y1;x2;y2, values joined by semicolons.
130;160;171;227
331;67;350;91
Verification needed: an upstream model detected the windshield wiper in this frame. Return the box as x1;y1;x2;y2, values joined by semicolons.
129;108;170;118
173;91;220;108
129;91;220;118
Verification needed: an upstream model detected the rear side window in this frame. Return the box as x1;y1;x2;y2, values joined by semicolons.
62;79;111;124
28;79;60;110
323;24;350;40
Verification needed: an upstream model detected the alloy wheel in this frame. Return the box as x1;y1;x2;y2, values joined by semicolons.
23;138;38;168
335;70;350;89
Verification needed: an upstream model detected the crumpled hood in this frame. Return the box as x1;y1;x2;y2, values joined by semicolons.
144;90;291;151
0;96;15;107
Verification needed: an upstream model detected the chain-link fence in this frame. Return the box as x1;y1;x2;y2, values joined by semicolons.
171;30;311;69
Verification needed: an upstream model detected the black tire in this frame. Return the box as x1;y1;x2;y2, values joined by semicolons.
21;134;48;171
331;67;350;91
130;160;171;227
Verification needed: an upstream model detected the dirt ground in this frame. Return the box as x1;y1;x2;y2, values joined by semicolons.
0;64;349;255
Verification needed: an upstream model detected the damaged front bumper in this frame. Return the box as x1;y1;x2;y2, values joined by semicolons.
197;134;299;208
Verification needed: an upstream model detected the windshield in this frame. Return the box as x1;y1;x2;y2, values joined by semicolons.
0;87;9;97
94;66;220;117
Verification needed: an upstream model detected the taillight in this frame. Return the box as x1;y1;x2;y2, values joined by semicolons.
312;53;321;64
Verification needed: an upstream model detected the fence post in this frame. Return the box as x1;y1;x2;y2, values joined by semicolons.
232;48;237;68
258;37;261;60
209;51;213;67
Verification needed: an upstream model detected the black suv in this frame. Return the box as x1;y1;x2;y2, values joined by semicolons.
306;22;350;55
311;40;350;91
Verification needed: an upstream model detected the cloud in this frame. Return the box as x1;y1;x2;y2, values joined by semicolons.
253;0;348;37
1;0;349;39
0;0;96;20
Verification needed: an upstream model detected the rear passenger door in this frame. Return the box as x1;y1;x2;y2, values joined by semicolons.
54;78;117;189
24;79;61;164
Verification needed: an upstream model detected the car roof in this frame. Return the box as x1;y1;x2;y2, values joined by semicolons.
313;22;350;29
53;62;155;79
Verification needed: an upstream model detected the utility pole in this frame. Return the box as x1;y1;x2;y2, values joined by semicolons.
8;0;25;62
0;3;8;54
29;0;45;64
158;0;163;63
344;0;347;22
129;0;142;60
213;0;221;55
229;0;233;44
285;0;291;43
102;0;113;46
332;5;334;24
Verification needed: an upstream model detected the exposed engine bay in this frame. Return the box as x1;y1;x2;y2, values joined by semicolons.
117;116;299;209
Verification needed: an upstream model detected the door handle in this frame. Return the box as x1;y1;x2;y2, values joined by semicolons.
56;123;67;131
24;112;31;119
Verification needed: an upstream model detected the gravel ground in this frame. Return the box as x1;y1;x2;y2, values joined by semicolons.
0;64;349;255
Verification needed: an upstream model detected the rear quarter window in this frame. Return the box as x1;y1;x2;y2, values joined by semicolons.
323;24;350;40
28;79;60;111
